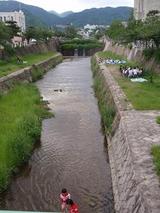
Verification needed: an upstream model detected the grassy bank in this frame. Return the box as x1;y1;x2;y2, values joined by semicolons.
91;56;116;133
0;84;52;192
98;51;160;110
157;116;160;124
151;146;160;177
0;51;57;77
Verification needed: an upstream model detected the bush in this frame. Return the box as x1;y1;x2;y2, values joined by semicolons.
60;39;103;51
151;145;160;176
31;65;44;82
143;48;155;60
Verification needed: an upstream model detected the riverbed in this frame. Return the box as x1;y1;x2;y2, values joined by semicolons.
1;58;114;213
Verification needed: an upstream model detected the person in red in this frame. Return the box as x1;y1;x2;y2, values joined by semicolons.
66;199;80;213
60;188;71;212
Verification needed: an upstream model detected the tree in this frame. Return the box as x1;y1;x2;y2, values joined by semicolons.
5;21;21;38
64;26;77;39
106;21;126;42
0;22;10;44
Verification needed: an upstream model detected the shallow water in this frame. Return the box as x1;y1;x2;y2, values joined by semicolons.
0;58;114;213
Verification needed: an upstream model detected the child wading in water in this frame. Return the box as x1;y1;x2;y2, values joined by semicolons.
66;199;79;213
60;188;71;212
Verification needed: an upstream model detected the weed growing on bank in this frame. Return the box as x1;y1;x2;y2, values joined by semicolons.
91;56;116;133
0;52;56;77
157;116;160;124
0;84;52;192
151;146;160;177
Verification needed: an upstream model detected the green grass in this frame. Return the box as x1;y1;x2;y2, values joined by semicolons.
91;56;116;133
157;116;160;124
97;51;124;60
0;84;52;192
114;71;160;110
97;51;160;110
97;51;139;67
0;52;56;77
151;146;160;177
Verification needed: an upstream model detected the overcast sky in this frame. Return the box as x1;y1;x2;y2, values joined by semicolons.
18;0;134;13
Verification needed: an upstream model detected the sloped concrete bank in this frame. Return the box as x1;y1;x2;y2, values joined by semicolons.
0;53;63;92
92;56;160;213
104;39;160;74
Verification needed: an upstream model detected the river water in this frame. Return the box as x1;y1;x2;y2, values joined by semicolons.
1;58;114;213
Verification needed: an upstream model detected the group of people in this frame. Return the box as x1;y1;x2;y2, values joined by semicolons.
120;65;143;78
98;57;127;65
60;188;79;213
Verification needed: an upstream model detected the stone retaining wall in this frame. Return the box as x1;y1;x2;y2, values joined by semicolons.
104;39;160;74
94;56;160;213
0;53;63;92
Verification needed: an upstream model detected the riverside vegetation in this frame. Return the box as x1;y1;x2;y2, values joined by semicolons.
0;84;52;192
0;52;56;77
98;51;160;110
97;50;160;178
91;56;116;133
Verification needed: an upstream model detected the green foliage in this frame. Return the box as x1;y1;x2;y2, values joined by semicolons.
0;84;52;192
97;50;160;110
106;20;126;42
60;39;103;50
3;43;15;57
156;116;160;124
91;56;116;133
0;52;56;77
0;22;10;44
25;26;54;43
97;51;125;60
5;21;21;38
106;13;160;58
151;145;160;176
143;48;160;63
31;65;44;82
64;26;78;39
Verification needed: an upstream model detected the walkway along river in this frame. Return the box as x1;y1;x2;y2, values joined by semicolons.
0;58;114;213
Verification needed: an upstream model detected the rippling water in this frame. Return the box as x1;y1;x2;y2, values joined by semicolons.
0;58;114;213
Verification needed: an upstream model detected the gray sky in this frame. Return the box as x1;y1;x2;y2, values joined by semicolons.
18;0;134;13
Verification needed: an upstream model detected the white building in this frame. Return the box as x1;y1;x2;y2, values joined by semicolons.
0;10;26;32
134;0;160;20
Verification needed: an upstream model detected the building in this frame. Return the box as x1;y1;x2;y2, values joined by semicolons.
134;0;160;20
0;10;26;32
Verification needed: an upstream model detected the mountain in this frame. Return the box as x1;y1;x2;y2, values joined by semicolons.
49;10;60;17
49;10;73;17
0;1;133;27
60;11;74;17
0;1;62;26
62;7;133;26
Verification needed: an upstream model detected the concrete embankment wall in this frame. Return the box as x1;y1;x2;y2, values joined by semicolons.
0;53;63;92
104;40;160;74
93;56;160;213
15;38;59;57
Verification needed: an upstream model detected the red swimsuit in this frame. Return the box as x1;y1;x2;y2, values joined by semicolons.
69;203;79;213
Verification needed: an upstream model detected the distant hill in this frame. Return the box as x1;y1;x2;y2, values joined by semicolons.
62;7;133;26
60;11;74;17
0;1;62;27
0;1;133;27
49;10;73;17
49;10;60;17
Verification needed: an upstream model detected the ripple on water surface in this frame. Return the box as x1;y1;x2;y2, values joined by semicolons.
1;58;114;213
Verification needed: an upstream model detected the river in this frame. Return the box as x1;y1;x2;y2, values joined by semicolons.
0;58;114;213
